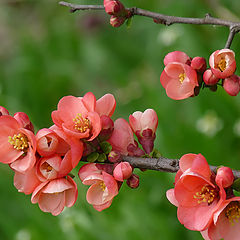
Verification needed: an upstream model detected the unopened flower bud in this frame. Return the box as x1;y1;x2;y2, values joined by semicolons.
127;174;139;189
110;15;126;27
98;115;114;141
203;69;219;85
113;162;133;181
0;106;9;116
216;166;234;188
223;75;240;96
191;57;207;73
104;0;126;16
14;112;34;132
108;150;122;163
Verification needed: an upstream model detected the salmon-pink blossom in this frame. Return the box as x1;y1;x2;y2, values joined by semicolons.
191;57;207;73
160;61;198;100
209;49;236;79
163;51;191;66
79;163;118;211
0;115;36;173
166;153;226;231
113;162;132;181
129;109;158;153
201;197;240;240
31;176;78;216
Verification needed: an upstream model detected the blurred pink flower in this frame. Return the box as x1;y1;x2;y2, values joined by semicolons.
223;75;240;96
0;115;36;173
31;176;78;216
209;49;236;79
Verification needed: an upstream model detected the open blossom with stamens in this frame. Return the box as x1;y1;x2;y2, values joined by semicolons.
0;115;36;173
160;51;198;100
31;176;78;216
51;92;116;141
129;109;158;154
209;49;236;79
201;197;240;240
79;163;118;211
166;153;226;231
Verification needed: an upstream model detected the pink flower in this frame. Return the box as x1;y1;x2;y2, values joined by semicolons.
223;75;240;96
31;176;78;216
14;165;41;195
203;69;219;86
202;197;240;240
79;163;118;211
108;118;135;155
0;115;36;173
209;49;236;79
166;153;225;231
52;93;116;141
126;174;139;189
215;167;234;188
129;109;158;153
113;162;132;181
110;16;126;27
163;51;191;66
160;61;198;100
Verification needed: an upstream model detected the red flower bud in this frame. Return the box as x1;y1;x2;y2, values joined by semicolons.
110;15;126;27
191;57;207;73
216;167;234;188
104;0;126;16
127;174;139;189
14;112;34;133
223;75;240;96
113;162;133;181
203;69;219;85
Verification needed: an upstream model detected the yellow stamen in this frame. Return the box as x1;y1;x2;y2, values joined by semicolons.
179;73;186;84
42;162;53;172
8;133;29;151
217;59;227;72
193;185;217;205
100;182;106;192
73;113;91;133
225;201;240;225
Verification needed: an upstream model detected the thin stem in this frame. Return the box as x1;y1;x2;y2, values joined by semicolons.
225;27;240;48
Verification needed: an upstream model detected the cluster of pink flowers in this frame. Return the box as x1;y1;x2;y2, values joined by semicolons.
160;49;238;99
103;0;131;27
167;153;240;240
0;93;159;215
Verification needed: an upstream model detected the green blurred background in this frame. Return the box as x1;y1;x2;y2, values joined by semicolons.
0;0;240;239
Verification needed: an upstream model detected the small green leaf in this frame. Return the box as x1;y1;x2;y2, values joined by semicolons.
97;153;107;163
87;152;99;163
232;178;240;192
100;141;112;154
126;17;132;29
151;149;162;158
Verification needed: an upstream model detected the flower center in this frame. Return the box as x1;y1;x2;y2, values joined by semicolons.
217;59;227;72
73;113;91;133
41;162;53;172
100;182;106;192
225;201;240;224
193;185;217;204
179;73;186;84
8;133;29;151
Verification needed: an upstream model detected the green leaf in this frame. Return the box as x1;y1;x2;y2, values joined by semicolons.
126;17;132;29
87;152;99;163
100;141;112;154
151;149;162;158
97;153;107;163
232;178;240;192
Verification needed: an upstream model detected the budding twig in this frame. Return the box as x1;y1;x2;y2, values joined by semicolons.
121;155;240;179
59;1;240;48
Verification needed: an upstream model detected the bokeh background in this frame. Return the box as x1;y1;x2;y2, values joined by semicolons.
0;0;240;239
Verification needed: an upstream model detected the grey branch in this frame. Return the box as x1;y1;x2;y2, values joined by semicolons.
121;155;240;179
59;1;240;48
